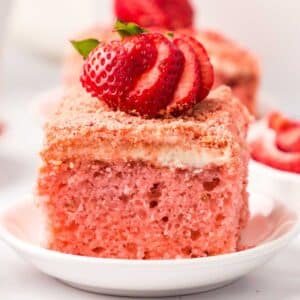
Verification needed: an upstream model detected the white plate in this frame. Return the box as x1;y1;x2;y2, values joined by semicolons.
0;193;299;297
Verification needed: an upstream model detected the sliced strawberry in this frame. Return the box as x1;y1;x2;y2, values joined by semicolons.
121;33;158;76
268;111;299;132
182;35;214;100
250;133;300;174
124;33;184;117
166;37;201;115
80;34;157;110
75;22;216;118
276;126;300;153
114;0;193;30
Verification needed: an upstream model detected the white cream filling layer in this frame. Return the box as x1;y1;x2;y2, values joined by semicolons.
127;146;231;169
52;143;231;169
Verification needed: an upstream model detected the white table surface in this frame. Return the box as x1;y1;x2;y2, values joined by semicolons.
0;45;299;300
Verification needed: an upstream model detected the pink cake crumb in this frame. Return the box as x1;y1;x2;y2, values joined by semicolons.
37;86;250;259
39;161;248;259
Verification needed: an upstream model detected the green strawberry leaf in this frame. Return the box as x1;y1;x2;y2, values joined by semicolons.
114;19;146;38
166;32;174;38
71;39;100;59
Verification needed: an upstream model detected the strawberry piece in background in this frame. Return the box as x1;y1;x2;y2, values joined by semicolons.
114;0;194;30
250;112;300;174
276;126;300;153
268;111;299;132
251;135;300;174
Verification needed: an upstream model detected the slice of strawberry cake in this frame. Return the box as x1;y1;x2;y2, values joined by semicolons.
250;112;300;174
38;23;250;259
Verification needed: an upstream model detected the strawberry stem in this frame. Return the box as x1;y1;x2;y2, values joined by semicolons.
114;20;146;38
71;39;100;59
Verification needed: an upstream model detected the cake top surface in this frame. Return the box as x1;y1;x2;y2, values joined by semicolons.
45;85;249;147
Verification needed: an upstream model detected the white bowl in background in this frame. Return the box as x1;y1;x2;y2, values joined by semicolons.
248;119;300;209
0;192;299;297
249;160;300;210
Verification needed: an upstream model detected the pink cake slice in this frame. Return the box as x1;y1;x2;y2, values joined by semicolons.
37;86;250;259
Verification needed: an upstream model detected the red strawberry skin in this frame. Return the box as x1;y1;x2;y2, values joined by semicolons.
155;0;194;29
268;111;299;132
114;0;193;30
115;0;167;28
251;133;300;174
81;32;185;117
81;35;157;110
251;112;300;174
78;22;215;118
182;35;214;100
81;41;132;110
166;37;201;115
276;127;300;153
125;33;184;117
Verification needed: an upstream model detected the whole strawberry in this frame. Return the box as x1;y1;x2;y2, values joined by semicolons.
114;0;194;30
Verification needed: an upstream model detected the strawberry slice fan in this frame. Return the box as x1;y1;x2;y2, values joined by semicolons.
72;20;214;118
